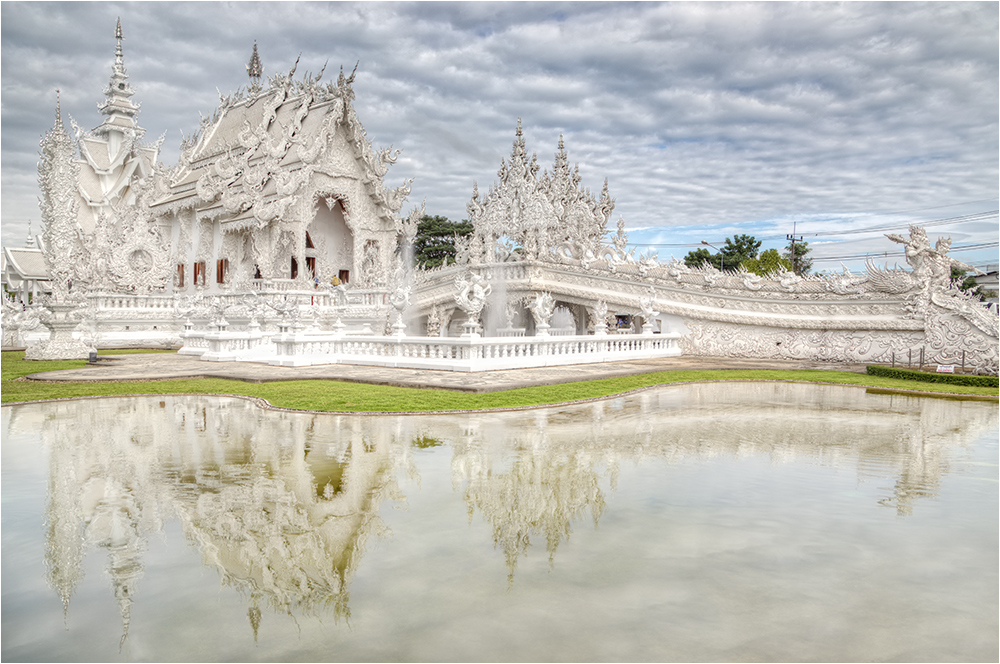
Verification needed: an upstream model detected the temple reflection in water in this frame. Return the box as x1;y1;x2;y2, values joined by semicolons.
34;397;405;643
10;383;996;645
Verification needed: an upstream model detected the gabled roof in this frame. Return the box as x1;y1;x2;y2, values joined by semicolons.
78;167;104;203
80;137;112;171
2;247;49;281
149;67;410;227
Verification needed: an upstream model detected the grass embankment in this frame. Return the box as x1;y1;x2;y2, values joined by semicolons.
1;350;996;412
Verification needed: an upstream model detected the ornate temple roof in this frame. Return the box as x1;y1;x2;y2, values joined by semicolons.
150;55;410;230
67;19;160;219
463;121;616;262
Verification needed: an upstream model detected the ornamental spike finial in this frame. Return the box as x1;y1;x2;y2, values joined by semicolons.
114;17;123;66
246;41;263;82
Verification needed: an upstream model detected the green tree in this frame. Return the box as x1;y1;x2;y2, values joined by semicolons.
740;248;792;276
683;247;721;270
719;234;762;269
684;235;762;272
951;266;996;301
783;239;813;275
412;215;474;268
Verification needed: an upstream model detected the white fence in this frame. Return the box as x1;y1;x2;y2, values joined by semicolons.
180;327;682;372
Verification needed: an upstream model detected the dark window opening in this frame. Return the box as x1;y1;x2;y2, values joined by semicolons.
306;256;316;278
305;232;315;249
290;257;298;280
338;269;350;285
216;258;229;284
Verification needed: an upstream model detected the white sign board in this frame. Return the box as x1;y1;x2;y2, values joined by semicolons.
936;365;956;373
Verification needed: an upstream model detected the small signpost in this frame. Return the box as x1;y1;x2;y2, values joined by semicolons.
936;365;955;374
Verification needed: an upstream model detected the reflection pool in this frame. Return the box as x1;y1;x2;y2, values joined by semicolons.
2;383;997;662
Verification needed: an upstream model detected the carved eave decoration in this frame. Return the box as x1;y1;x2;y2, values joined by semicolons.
538;135;616;250
151;62;408;232
464;122;625;265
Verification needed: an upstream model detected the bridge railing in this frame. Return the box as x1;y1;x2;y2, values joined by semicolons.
186;326;682;371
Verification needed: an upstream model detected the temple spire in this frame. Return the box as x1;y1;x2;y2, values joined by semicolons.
115;17;123;65
96;17;141;137
247;42;263;84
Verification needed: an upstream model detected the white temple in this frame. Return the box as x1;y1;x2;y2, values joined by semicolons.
2;20;997;374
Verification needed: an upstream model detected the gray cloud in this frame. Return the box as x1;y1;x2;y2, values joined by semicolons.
2;1;996;270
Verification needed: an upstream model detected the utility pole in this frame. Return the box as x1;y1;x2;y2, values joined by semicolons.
786;222;803;276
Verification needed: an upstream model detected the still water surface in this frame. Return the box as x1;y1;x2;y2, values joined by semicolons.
2;383;997;662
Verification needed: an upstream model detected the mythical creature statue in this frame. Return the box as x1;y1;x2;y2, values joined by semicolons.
266;296;302;331
886;225;983;290
884;225;987;321
389;281;412;335
824;266;865;296
324;282;349;306
526;292;556;328
588;300;609;334
454;272;492;319
425;305;443;337
1;299;41;347
638;287;660;333
504;301;519;329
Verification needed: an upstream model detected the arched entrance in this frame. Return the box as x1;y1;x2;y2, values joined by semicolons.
307;196;353;285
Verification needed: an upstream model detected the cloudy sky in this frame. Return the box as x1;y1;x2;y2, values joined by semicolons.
2;1;997;272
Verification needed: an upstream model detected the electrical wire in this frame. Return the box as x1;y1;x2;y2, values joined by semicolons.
632;207;998;247
809;241;999;263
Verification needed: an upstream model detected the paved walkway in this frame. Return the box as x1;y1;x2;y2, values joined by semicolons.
23;353;870;394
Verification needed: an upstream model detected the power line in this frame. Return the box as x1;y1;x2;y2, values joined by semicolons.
810;241;999;263
805;211;998;237
632;210;998;247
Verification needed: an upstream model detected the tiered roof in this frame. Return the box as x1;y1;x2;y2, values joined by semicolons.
71;18;159;217
150;54;410;232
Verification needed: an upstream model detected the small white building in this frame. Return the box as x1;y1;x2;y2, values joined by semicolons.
974;266;998;305
2;234;49;304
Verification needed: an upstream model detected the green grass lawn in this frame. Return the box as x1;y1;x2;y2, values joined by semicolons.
1;350;996;412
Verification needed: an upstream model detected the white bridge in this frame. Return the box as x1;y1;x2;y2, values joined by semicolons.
179;322;679;372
